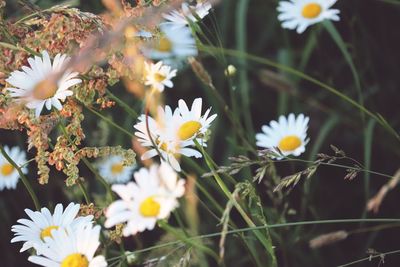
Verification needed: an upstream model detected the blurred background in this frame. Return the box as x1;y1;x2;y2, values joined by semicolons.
1;0;400;266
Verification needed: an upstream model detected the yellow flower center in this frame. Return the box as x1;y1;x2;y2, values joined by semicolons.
40;225;59;240
61;253;89;267
178;121;202;140
278;135;302;152
32;79;58;100
155;138;169;152
1;163;14;176
111;163;124;174
154;73;166;83
157;37;172;52
301;3;322;19
159;142;168;151
139;197;161;217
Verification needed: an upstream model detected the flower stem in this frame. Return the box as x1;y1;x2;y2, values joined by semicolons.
0;144;41;210
81;158;114;202
108;218;400;263
158;220;220;262
85;106;135;138
106;89;139;119
194;139;277;266
76;179;91;205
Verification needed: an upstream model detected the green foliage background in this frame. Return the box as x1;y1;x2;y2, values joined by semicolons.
1;0;400;266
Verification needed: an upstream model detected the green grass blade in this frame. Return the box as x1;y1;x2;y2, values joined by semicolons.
199;45;400;142
361;119;376;219
300;115;339;217
235;0;255;143
323;21;364;119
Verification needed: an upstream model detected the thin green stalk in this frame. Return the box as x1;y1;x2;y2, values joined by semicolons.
278;157;393;179
85;106;135;138
81;158;114;202
173;211;189;237
323;21;364;120
106;89;138;119
158;220;220;262
191;141;236;185
301;115;339;217
77;179;90;205
337;249;400;267
0;42;29;53
13;0;80;25
194;179;224;214
378;0;400;4
361;119;376;220
235;0;254;142
202;81;257;155
308;115;340;162
0;144;40;210
182;156;207;175
199;45;400;142
298;28;319;72
194;139;277;267
107;218;400;263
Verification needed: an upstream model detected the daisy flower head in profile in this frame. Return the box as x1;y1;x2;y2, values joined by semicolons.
162;1;212;29
0;146;27;191
98;155;135;184
11;203;94;255
144;61;177;92
133;105;202;172
277;0;340;34
143;23;197;65
28;223;107;267
104;162;185;236
175;97;217;143
6;50;82;117
256;113;310;159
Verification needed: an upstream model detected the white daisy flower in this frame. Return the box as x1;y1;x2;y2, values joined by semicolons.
157;162;185;208
0;146;27;191
105;163;185;236
144;61;177;92
175;98;217;142
28;223;106;267
277;0;340;34
6;51;82;117
256;113;310;159
11;203;94;255
162;1;212;28
98;155;135;184
143;23;198;63
134;105;202;172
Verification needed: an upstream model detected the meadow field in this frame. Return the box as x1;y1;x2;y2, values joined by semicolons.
1;0;400;266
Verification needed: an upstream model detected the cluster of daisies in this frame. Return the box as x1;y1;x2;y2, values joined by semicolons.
10;163;185;266
11;203;106;266
4;1;212;117
0;0;331;265
104;162;185;236
134;97;217;172
142;1;212;92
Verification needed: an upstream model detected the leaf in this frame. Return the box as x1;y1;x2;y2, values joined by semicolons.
323;20;363;116
236;181;277;266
